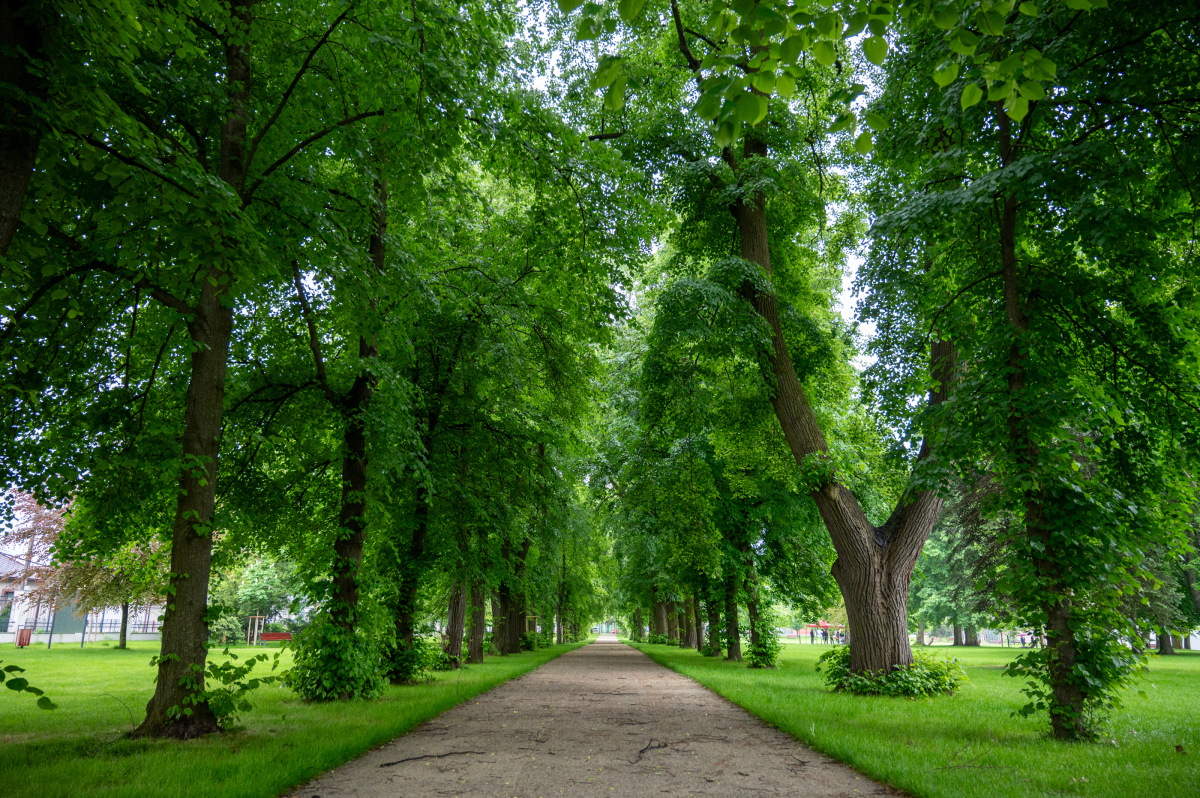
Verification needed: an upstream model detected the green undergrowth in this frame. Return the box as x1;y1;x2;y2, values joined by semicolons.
2;638;591;798
626;639;1200;798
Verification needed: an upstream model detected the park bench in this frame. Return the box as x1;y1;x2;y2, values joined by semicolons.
258;632;291;645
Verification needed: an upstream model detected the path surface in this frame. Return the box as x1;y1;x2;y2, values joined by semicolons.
288;635;899;797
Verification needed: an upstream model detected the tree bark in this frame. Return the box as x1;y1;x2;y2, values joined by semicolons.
0;0;50;259
491;593;505;656
745;572;763;662
916;619;925;647
444;582;466;667
467;583;485;664
666;601;678;643
705;594;722;656
684;597;696;649
1158;630;1176;655
965;626;980;646
724;569;741;662
952;621;963;646
692;596;703;651
118;602;129;649
391;492;430;677
632;606;643;640
556;548;565;644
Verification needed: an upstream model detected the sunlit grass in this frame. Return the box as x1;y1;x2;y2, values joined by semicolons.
2;637;591;798
628;638;1200;798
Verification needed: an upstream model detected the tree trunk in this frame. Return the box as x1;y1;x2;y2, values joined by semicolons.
1182;551;1200;617
1158;630;1176;655
952;621;962;646
705;594;721;656
666;601;677;642
134;0;253;737
692;596;704;651
491;593;505;656
745;572;763;662
0;0;50;259
391;493;430;678
684;597;696;649
444;583;466;667
916;619;925;647
724;569;741;662
467;583;485;664
506;538;531;654
118;602;129;649
556;548;565;644
722;134;949;677
965;626;980;646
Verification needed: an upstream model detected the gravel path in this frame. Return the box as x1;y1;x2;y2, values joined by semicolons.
287;635;900;797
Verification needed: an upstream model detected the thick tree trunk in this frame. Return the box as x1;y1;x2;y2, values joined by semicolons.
134;0;252;738
666;602;678;643
0;0;50;259
722;134;948;676
1158;631;1176;655
952;621;963;646
467;583;485;664
724;570;741;662
916;619;925;647
966;626;980;646
444;583;466;667
391;494;430;677
118;602;129;649
506;539;531;654
653;598;667;636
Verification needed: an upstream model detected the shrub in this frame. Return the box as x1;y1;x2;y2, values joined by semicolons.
287;615;385;701
520;632;538;651
386;634;442;683
647;633;669;644
816;646;967;697
746;631;783;669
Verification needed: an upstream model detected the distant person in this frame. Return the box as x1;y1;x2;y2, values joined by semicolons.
1019;633;1026;647
809;629;814;644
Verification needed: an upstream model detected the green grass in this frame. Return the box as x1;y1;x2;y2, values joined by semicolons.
2;637;592;798
626;638;1200;798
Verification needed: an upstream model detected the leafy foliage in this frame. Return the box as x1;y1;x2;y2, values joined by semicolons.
817;646;966;698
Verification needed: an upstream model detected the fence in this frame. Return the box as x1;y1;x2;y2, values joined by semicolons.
2;614;161;635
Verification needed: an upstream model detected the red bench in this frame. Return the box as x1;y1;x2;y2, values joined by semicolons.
258;632;291;644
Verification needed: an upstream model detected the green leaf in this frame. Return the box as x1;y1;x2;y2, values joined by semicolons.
1018;1;1039;15
1064;0;1092;9
556;0;585;12
594;56;625;88
775;73;796;98
696;94;722;120
960;82;984;109
863;36;888;66
736;92;768;125
1005;95;1030;121
617;0;645;23
1019;80;1045;101
948;29;977;56
854;131;874;155
989;80;1014;101
864;111;888;131
978;9;1005;36
714;120;737;149
750;72;775;93
812;40;837;66
828;111;856;134
604;77;627;111
779;34;806;63
933;61;960;88
6;677;29;692
933;8;958;29
814;12;840;38
845;12;868;37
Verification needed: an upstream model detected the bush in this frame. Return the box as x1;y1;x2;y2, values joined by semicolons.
386;634;442;683
647;633;669;644
746;631;783;669
287;615;385;701
520;632;538;651
816;646;967;697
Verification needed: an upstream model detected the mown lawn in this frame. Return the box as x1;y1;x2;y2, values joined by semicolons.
2;637;591;798
627;638;1200;798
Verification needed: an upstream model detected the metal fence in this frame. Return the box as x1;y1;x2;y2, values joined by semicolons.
2;615;161;635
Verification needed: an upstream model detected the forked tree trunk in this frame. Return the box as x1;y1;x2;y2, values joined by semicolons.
467;583;485;664
444;583;466;667
724;570;741;662
720;131;951;676
118;602;129;649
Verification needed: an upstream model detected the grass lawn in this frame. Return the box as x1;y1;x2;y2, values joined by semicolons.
626;638;1200;798
2;636;592;798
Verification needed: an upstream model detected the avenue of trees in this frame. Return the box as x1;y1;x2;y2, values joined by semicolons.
2;0;1197;743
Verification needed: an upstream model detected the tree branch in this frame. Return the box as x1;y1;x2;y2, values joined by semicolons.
291;263;340;407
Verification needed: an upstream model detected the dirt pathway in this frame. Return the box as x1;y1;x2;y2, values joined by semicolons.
288;635;899;797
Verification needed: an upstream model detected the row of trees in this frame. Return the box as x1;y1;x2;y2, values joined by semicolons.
2;0;626;735
574;0;1200;740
